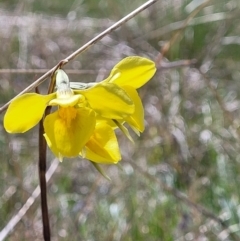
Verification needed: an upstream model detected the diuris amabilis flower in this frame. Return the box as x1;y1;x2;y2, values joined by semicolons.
4;69;132;162
4;56;156;163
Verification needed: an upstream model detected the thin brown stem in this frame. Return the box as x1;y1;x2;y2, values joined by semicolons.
158;59;197;70
37;62;61;240
39;117;51;241
0;59;196;76
0;69;98;74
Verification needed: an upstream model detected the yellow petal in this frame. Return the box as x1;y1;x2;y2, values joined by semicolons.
44;106;96;158
82;122;121;164
104;56;156;89
4;93;55;133
75;82;134;119
122;86;144;133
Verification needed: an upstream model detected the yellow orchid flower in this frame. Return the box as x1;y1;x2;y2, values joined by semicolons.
4;56;156;163
4;69;134;161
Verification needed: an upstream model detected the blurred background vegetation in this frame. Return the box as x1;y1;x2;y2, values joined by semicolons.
0;0;240;240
